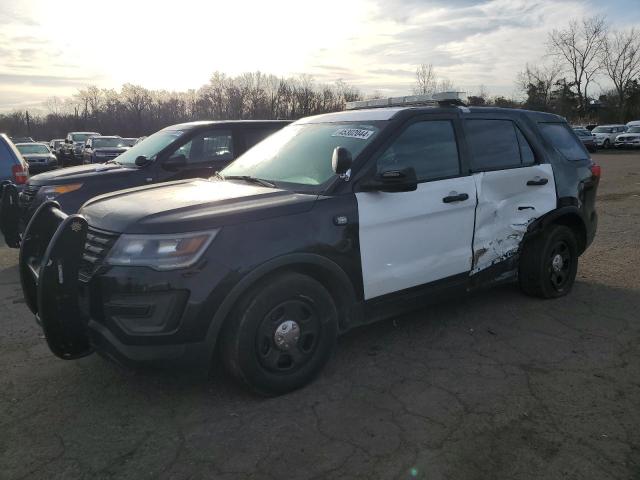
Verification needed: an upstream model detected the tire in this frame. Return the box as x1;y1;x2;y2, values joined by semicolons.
518;225;578;299
221;272;338;395
603;139;610;149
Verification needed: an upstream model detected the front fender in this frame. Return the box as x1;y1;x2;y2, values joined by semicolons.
203;253;357;360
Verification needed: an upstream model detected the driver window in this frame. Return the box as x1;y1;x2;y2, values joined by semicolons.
172;130;233;165
377;120;460;182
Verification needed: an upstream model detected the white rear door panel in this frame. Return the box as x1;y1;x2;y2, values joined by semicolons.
471;163;556;273
357;176;477;300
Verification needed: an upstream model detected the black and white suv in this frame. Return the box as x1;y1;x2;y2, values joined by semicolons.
18;94;600;395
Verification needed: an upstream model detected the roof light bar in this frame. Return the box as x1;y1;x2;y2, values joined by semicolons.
345;91;467;110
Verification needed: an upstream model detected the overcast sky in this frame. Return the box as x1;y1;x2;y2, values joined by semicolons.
1;0;639;111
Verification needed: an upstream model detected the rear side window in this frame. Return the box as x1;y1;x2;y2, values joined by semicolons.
242;128;279;151
466;119;533;171
377;120;460;182
539;123;589;161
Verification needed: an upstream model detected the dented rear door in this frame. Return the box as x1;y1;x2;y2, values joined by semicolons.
464;118;556;274
471;164;556;273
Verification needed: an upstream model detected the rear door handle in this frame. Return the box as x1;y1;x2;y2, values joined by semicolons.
442;193;469;203
527;178;548;186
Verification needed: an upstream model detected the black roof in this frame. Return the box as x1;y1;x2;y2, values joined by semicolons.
165;120;292;131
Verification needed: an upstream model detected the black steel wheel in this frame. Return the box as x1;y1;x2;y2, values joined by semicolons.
519;224;578;299
222;272;338;395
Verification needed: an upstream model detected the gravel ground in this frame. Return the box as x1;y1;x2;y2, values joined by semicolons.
1;151;639;480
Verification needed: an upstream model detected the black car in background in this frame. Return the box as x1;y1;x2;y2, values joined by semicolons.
81;136;130;164
59;131;101;166
15;142;58;173
572;127;597;152
1;120;290;247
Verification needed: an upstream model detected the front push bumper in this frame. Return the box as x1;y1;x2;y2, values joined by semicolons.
19;201;217;368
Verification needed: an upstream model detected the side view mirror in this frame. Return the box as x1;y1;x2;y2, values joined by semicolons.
134;155;151;167
332;146;352;176
161;154;187;171
361;167;418;193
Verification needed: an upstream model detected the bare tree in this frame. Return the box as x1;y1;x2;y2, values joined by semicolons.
603;27;640;115
548;16;607;112
517;62;563;108
414;63;437;95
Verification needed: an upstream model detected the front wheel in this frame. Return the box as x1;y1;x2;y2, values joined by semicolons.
519;225;578;299
222;272;338;395
603;139;611;149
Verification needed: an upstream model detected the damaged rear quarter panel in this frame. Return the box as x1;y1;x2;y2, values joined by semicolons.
471;164;556;274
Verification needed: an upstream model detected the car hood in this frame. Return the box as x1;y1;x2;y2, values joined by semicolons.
81;179;318;234
28;163;136;185
93;147;129;153
23;154;54;160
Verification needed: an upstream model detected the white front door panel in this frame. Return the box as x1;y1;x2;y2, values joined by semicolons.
357;176;477;300
471;163;556;273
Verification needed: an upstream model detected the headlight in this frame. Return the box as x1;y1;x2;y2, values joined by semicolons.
106;230;218;270
41;183;83;198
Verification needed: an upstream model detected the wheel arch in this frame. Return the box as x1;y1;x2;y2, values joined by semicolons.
525;206;588;255
204;253;358;361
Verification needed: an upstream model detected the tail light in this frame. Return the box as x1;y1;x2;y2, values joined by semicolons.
590;164;601;179
12;163;28;185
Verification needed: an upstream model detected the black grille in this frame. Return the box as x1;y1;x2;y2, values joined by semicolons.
20;184;41;209
78;227;119;282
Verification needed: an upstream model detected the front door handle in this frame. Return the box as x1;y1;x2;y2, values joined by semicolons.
442;193;469;203
527;178;549;186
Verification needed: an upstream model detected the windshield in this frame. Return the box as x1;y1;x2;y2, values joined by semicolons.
71;133;98;142
626;127;640;134
592;127;614;133
222;122;384;187
17;144;49;155
92;137;127;148
115;129;185;166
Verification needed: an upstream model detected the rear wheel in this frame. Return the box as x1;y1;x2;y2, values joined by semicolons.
222;272;338;395
519;225;578;298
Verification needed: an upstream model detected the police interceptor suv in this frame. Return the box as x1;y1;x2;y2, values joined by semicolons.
18;93;599;395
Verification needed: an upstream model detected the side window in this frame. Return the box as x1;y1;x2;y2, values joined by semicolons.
377;120;460;182
538;123;589;161
243;128;278;151
172;130;233;165
466;119;523;170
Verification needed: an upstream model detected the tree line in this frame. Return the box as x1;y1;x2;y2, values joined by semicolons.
2;16;640;141
0;72;362;140
414;17;640;124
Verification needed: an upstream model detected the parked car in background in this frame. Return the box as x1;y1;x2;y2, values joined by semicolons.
122;138;138;147
626;120;640;128
614;126;640;148
49;139;65;155
1;120;290;248
572;127;597;152
59;131;101;166
134;136;146;145
591;124;627;149
15;142;58;173
82;136;129;164
11;136;35;143
0;134;29;192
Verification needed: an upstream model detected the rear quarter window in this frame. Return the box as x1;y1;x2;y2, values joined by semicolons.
539;123;589;161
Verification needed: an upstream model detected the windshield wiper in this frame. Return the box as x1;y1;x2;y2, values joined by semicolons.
222;175;276;188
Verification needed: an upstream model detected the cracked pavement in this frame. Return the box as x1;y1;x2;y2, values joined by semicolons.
1;151;639;479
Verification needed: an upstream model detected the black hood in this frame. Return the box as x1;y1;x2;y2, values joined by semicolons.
81;179;318;234
28;163;135;185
